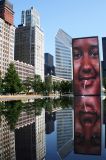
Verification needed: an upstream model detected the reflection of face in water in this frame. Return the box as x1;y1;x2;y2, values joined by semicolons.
74;96;101;155
73;37;100;95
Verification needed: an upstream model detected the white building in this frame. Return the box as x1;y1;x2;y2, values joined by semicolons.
0;17;15;77
55;29;72;80
14;60;34;81
21;6;40;27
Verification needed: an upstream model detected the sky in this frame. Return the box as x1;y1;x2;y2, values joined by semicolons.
11;0;106;60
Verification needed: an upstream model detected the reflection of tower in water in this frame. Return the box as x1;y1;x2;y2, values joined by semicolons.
56;107;74;159
45;111;56;134
15;108;46;160
0;115;16;160
35;108;46;160
15;110;36;160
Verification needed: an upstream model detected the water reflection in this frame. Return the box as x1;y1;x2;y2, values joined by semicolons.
0;96;104;160
56;107;74;159
74;96;101;155
0;97;73;160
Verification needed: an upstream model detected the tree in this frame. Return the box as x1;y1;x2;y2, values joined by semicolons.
32;74;42;94
60;80;72;94
103;77;106;89
45;76;52;95
23;77;33;94
4;63;22;94
4;101;23;129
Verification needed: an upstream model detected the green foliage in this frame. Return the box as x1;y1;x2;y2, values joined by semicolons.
4;63;22;94
23;77;33;94
32;99;45;115
45;77;52;95
103;77;106;89
60;81;72;94
3;101;23;129
60;96;73;109
52;81;60;93
32;74;42;94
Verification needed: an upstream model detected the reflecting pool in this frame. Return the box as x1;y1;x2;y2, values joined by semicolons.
0;96;106;160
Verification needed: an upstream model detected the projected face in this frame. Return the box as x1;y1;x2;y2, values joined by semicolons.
74;96;101;155
72;37;100;96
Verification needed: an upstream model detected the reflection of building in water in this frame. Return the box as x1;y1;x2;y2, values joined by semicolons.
15;110;35;129
15;123;36;160
15;108;46;160
45;111;56;134
0;115;16;160
56;108;74;159
15;110;36;160
35;108;46;160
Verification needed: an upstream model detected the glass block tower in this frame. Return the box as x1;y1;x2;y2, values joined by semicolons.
55;29;72;80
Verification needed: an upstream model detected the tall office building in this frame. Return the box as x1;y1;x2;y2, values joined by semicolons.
102;37;106;77
14;7;44;80
0;0;15;77
21;6;40;27
45;53;53;67
44;53;55;76
55;29;72;80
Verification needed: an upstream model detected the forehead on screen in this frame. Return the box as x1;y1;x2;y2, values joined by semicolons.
72;36;98;46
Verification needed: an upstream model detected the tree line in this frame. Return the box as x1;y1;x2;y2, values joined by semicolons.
0;63;72;95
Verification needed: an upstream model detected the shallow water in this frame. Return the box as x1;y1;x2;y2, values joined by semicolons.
0;96;106;160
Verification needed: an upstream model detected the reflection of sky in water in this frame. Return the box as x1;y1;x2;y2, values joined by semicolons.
46;121;60;160
0;97;106;160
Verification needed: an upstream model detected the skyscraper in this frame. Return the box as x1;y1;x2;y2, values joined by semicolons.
14;6;44;80
55;29;72;80
102;37;106;77
45;53;53;67
21;6;40;27
44;53;55;76
0;0;15;77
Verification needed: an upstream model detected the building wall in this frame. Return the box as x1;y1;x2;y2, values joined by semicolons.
14;26;31;65
0;0;14;25
45;53;53;67
55;29;72;80
14;60;34;81
102;37;106;70
44;53;55;76
14;6;44;81
21;6;40;27
34;26;44;80
0;17;15;77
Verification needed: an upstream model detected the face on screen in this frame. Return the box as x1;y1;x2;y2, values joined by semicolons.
74;96;101;155
72;37;100;96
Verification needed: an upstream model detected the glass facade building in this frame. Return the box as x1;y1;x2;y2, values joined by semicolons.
21;6;40;27
55;29;72;80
